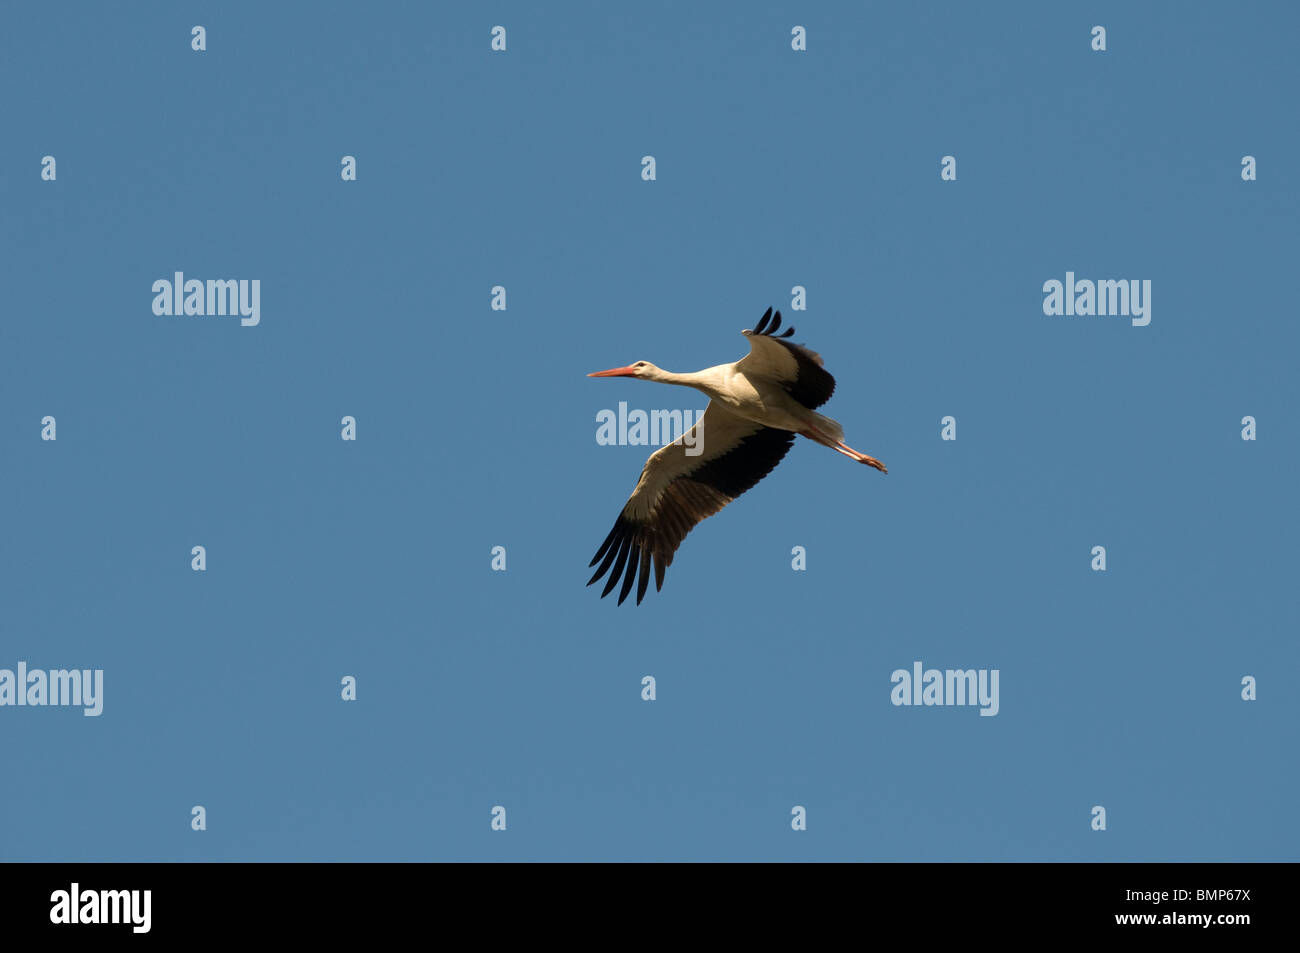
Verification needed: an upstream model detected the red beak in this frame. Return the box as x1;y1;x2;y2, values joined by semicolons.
587;366;639;377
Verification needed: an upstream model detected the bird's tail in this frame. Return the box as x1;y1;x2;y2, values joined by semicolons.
809;411;845;444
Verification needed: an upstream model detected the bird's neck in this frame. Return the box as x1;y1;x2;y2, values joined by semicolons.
651;367;720;393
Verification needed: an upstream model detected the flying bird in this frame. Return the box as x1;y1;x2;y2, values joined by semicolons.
587;307;886;605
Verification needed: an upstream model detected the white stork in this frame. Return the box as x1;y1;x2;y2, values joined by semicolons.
587;307;886;605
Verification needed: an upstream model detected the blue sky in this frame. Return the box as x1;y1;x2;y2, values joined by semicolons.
1;1;1296;861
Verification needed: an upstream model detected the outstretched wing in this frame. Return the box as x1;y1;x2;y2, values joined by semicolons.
735;307;836;410
588;401;796;605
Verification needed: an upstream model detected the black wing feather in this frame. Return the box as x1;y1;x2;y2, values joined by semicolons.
747;308;836;409
602;534;633;598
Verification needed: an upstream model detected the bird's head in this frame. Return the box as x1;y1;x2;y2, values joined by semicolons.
587;361;660;381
